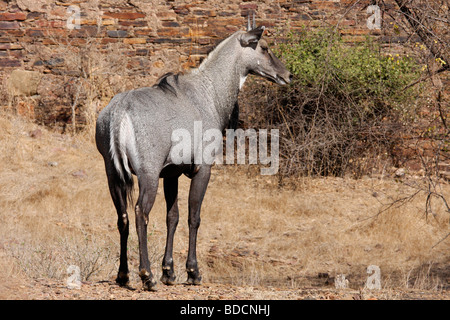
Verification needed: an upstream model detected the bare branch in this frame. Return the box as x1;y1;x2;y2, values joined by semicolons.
394;0;450;68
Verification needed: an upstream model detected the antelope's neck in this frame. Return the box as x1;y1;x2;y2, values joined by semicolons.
197;34;247;130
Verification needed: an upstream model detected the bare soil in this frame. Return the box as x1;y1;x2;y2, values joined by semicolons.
0;112;449;300
1;276;449;300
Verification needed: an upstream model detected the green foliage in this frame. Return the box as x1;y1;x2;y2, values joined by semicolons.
242;28;423;178
277;27;420;107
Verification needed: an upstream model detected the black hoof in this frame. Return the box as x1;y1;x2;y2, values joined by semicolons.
185;269;202;285
161;267;176;285
142;278;158;291
139;269;157;291
116;271;130;287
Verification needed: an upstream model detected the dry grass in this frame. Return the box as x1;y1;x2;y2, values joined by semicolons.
0;111;448;293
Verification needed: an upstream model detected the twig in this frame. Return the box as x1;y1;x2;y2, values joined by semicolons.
394;0;450;66
432;232;450;249
402;66;449;91
436;91;448;131
359;188;422;222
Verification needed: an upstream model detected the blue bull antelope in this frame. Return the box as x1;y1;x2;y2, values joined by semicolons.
95;25;292;291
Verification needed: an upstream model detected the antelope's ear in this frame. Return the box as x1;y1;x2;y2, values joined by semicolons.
239;26;265;48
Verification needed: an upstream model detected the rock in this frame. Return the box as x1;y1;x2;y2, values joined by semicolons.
29;129;42;139
72;170;87;178
16;0;53;13
7;69;42;96
395;168;406;178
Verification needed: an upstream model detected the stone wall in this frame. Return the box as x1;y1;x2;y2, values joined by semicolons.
0;0;396;78
0;0;427;127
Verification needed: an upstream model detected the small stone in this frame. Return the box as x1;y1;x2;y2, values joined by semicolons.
29;129;42;138
72;170;87;178
395;168;405;178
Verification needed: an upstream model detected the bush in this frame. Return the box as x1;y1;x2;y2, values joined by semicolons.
280;29;419;104
241;28;422;179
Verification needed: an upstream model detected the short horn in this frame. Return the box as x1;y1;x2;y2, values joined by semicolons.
252;11;256;30
247;12;251;31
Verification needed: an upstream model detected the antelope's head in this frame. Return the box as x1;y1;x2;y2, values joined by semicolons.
238;26;292;86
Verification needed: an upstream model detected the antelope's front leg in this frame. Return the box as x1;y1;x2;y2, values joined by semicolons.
186;165;211;285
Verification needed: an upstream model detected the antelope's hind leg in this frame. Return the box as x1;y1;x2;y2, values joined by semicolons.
161;176;179;285
135;174;159;291
105;164;130;287
186;165;211;285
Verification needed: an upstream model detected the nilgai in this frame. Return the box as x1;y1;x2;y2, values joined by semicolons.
96;25;292;290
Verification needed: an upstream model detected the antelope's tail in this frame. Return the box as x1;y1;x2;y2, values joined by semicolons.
109;111;135;203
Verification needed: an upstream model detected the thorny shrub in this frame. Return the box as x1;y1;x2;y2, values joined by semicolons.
240;27;422;180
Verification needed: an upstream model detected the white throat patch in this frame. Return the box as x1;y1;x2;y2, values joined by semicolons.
239;75;248;90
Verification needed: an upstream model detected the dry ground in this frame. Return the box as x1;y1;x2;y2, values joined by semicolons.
0;111;449;300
